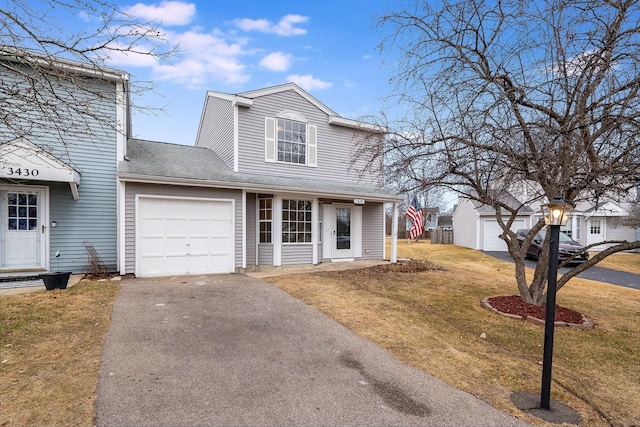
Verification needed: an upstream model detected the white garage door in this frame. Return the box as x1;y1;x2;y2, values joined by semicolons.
483;219;525;251
137;197;234;277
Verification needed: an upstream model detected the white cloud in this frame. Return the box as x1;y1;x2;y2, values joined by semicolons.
107;29;251;87
123;1;196;26
287;74;333;91
234;14;308;36
260;52;292;72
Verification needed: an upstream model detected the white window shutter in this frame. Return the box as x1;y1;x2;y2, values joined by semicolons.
265;117;276;163
307;125;317;167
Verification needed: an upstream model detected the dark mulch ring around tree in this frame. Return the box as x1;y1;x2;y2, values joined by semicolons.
482;295;594;329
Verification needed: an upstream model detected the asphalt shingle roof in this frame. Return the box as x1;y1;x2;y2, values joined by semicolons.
119;139;401;202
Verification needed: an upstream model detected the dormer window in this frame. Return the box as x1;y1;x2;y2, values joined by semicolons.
277;118;306;164
264;112;317;167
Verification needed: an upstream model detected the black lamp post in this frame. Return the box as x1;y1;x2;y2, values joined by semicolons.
539;195;574;410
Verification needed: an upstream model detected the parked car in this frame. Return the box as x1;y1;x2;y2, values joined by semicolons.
516;229;589;263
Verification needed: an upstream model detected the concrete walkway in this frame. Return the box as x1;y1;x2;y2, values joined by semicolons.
95;274;528;426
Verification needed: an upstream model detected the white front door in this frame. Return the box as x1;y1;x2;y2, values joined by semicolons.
333;204;354;259
586;218;606;249
1;186;47;270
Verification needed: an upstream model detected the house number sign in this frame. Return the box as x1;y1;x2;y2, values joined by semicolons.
3;166;40;177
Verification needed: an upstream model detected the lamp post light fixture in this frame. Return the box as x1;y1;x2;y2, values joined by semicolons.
539;195;574;410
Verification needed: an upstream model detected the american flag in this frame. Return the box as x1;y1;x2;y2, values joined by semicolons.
407;205;424;239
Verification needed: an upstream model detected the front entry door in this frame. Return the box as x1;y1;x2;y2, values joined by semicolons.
333;204;354;259
586;218;605;250
1;187;47;270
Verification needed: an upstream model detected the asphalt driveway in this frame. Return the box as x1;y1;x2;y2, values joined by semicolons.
485;252;640;290
95;274;528;427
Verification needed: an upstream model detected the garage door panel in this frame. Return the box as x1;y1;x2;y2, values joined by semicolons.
139;237;165;255
484;219;525;251
139;218;165;236
137;197;234;277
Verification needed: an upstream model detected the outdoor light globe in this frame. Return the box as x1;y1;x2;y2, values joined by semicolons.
541;196;574;226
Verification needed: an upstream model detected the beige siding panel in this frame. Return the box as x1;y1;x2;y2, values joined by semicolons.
361;203;384;260
124;183;242;273
236;89;382;185
281;244;313;264
196;97;235;169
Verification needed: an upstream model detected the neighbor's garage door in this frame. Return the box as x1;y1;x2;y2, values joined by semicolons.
483;219;525;251
137;197;234;277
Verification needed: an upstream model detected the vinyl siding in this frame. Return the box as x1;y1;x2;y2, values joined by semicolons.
257;244;274;266
281;244;313;264
1;73;119;273
236;89;382;186
361;203;384;260
195;96;235;169
123;183;243;273
453;199;479;249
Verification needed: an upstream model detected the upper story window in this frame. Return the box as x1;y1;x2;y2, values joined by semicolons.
277;118;306;164
265;112;317;167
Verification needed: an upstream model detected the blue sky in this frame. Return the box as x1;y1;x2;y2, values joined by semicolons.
100;0;397;145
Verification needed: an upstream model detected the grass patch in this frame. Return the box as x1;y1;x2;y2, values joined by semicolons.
592;251;640;275
0;281;118;427
265;241;640;427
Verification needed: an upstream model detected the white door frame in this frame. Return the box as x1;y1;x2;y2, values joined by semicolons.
586;217;606;249
0;184;49;272
332;203;354;260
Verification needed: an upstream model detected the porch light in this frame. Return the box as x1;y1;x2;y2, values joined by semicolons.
541;195;573;226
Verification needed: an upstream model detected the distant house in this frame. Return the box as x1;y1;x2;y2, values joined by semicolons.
453;190;637;252
423;207;440;230
437;215;453;230
452;193;535;251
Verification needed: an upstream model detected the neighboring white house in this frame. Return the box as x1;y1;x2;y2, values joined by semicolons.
453;191;638;252
453;193;535;251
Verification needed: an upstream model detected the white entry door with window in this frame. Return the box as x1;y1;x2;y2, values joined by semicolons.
333;205;354;259
0;186;48;270
587;218;605;249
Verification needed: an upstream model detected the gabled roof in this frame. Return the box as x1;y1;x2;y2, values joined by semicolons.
119;139;401;202
467;191;535;215
203;82;385;133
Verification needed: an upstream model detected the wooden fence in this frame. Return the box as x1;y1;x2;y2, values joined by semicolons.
431;229;454;244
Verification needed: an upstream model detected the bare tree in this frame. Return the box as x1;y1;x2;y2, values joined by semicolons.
1;0;176;146
360;0;640;305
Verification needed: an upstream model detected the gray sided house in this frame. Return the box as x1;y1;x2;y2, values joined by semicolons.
1;53;128;276
119;83;402;277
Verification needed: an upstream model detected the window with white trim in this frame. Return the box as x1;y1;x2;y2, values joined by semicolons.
264;114;317;167
259;197;272;243
282;199;312;243
277;118;306;164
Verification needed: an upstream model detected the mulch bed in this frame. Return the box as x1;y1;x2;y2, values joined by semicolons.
324;260;445;277
485;295;592;327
